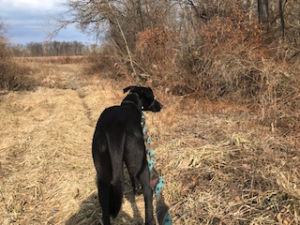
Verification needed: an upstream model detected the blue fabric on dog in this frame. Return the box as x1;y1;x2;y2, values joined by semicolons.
141;113;172;225
148;158;155;172
155;177;164;198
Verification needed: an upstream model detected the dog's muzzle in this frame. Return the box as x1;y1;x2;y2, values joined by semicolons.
148;99;163;112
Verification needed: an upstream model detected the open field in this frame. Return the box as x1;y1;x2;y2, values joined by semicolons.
0;59;299;225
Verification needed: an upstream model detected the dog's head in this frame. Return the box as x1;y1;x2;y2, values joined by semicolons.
122;86;163;112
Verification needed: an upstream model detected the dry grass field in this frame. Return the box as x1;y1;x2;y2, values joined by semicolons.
0;58;299;225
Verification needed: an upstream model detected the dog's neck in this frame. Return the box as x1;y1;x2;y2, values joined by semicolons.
121;92;142;109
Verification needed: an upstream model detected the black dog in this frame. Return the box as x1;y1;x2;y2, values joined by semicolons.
92;86;162;225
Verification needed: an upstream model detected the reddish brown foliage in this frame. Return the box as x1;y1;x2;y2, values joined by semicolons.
136;27;179;77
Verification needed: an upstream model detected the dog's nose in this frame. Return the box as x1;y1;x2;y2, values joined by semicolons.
159;102;163;109
155;101;163;111
150;100;163;112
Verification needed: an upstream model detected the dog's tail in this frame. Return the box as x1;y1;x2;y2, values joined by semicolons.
106;127;126;217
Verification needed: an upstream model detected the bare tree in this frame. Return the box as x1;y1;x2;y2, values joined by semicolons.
257;0;269;27
73;41;84;55
278;0;285;40
184;0;207;21
0;17;7;36
0;20;4;35
242;0;255;22
26;42;44;57
136;0;145;31
51;0;142;76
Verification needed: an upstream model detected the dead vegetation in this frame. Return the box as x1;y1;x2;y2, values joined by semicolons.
14;56;91;65
1;0;299;223
0;57;299;225
0;39;31;91
153;99;300;224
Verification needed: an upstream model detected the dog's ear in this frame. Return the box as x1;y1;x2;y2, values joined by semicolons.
123;86;135;93
143;87;154;98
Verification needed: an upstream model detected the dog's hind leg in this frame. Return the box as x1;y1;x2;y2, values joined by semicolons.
138;161;155;225
97;179;111;225
93;136;113;225
125;158;142;195
124;135;143;195
124;136;155;225
106;127;126;218
94;157;112;225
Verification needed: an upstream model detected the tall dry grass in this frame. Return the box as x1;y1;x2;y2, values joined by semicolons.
14;56;91;64
144;94;300;224
180;30;300;134
133;8;300;136
0;39;31;91
0;57;299;224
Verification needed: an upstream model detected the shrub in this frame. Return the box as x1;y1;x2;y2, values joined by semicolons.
136;27;179;78
0;39;31;90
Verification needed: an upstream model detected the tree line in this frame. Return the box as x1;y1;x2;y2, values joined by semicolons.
9;41;102;57
54;0;299;77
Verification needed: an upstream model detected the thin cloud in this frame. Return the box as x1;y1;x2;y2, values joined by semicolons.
0;0;95;44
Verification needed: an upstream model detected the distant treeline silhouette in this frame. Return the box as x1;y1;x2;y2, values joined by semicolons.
9;41;102;57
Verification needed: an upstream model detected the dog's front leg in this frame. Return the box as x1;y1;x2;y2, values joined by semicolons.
138;164;156;225
143;185;155;225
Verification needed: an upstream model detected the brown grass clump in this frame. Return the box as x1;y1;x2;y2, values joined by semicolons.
143;93;300;224
136;27;179;79
14;56;91;65
0;88;95;224
84;47;133;81
0;60;299;225
133;5;300;137
85;53;118;78
0;39;31;90
11;57;107;91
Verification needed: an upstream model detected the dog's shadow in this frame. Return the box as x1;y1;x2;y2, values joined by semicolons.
65;177;145;225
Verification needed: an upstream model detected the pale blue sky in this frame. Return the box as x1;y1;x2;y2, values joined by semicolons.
0;0;97;45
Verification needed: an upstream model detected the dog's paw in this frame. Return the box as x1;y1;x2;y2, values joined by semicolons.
134;186;143;196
